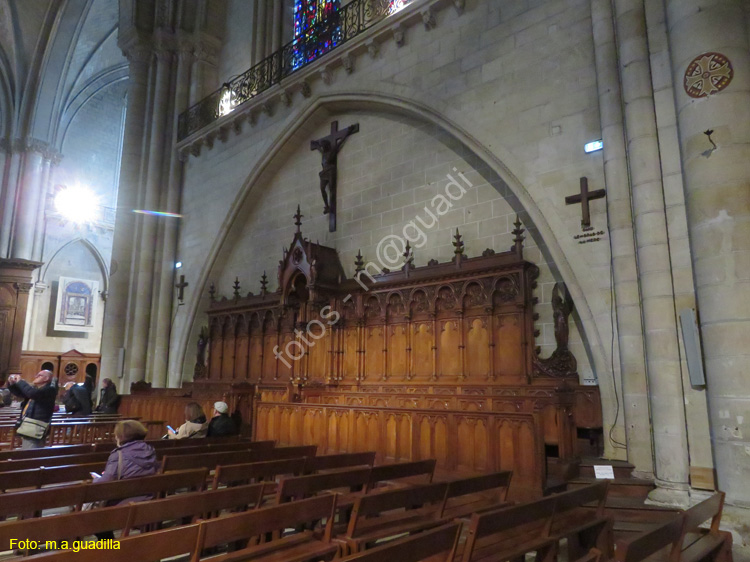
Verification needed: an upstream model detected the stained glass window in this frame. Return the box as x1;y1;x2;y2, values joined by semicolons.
293;0;341;69
388;0;409;13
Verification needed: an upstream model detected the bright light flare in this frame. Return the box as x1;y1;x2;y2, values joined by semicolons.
55;185;99;223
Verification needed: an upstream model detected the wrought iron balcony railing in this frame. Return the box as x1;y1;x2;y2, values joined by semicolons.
177;0;413;141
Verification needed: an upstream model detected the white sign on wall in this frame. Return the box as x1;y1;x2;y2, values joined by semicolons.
53;277;99;332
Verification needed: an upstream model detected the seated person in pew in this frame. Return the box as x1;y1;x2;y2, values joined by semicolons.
95;378;120;414
167;402;208;439
93;420;160;540
207;401;239;438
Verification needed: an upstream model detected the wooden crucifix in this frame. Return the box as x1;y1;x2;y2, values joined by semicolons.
175;274;189;303
311;120;359;232
565;177;606;228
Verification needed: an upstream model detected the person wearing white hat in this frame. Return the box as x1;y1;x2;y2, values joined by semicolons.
207;400;238;437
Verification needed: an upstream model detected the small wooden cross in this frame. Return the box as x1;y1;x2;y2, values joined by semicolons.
175;275;189;302
565;177;606;228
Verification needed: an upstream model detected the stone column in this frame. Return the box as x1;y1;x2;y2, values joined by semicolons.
254;0;268;62
10;142;45;260
127;49;173;385
271;0;283;53
614;0;689;506
591;0;654;476
0;147;22;258
100;44;151;383
148;46;192;387
665;0;750;505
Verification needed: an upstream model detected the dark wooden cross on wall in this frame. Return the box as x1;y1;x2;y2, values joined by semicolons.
311;120;359;232
175;275;189;303
565;177;606;228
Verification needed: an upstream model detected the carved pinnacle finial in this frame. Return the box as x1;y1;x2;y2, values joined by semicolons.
233;277;241;299
453;228;465;256
208;282;216;302
260;271;269;296
294;205;303;233
354;250;364;274
512;215;525;256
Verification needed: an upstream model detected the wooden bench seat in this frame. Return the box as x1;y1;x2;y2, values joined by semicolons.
550;481;614;560
338;521;462;562
190;493;338;562
0;468;207;520
441;471;512;519
0;462;107;492
212;457;307;489
161;444;317;472
366;459;436;491
340;482;451;555
457;495;559;562
276;466;371;511
0;504;132;554
23;523;201;562
122;482;264;536
303;451;377;474
0;439;271;472
615;492;732;562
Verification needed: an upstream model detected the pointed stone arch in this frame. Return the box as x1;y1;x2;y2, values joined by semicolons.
172;91;622;458
41;237;109;295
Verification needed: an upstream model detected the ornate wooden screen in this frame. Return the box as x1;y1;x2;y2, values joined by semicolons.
204;218;598;497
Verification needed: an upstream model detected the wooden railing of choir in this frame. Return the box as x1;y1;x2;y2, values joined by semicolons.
120;380;255;434
292;384;578;460
255;400;545;499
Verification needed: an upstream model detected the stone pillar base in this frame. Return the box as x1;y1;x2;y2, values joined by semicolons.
645;481;690;508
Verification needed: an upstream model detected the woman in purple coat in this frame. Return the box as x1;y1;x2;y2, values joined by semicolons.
94;420;159;539
97;420;160;485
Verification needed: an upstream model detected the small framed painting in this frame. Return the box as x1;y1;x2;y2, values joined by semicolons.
54;277;99;332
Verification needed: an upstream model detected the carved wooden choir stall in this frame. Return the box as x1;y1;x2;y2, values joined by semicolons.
188;210;602;497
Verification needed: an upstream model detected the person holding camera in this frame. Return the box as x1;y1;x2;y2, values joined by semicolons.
7;371;58;449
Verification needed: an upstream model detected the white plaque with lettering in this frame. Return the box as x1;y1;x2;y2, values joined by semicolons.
593;465;615;479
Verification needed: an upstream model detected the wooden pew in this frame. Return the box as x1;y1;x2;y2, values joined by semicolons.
550;481;613;559
458;496;559;562
275;466;371;510
23;524;201;562
338;522;462;562
614;516;685;562
303;451;377;473
161;444;317;472
0;469;207;521
614;493;732;562
441;471;513;519
0;451;111;472
339;482;451;555
0;485;87;521
190;493;338;562
0;505;132;554
212;457;307;489
123;483;265;536
673;492;732;562
0;439;272;469
1;463;107;492
81;467;208;505
366;459;436;491
0;436;259;461
0;443;95;461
